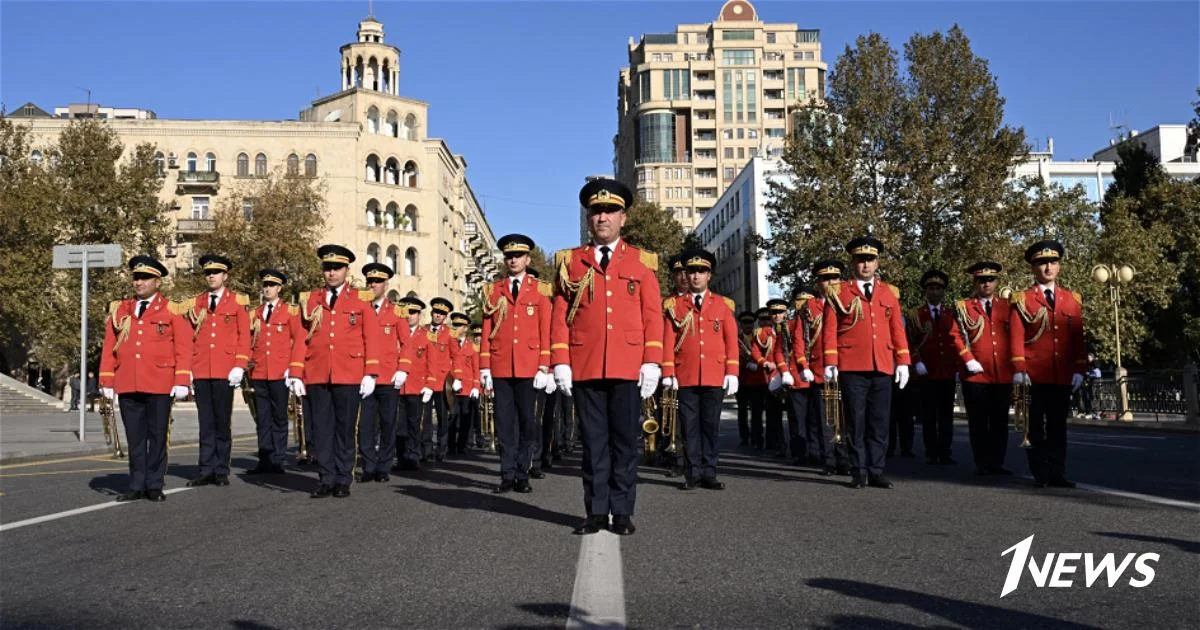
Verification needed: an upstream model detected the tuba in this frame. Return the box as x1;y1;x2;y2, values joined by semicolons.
642;397;659;458
1012;381;1032;448
98;396;126;459
823;377;844;446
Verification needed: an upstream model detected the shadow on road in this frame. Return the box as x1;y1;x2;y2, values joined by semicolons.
1093;530;1200;554
394;479;579;530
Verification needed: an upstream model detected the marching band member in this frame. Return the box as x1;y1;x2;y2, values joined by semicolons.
247;269;306;475
952;262;1012;476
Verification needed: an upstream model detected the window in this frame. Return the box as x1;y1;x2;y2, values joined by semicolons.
661;69;690;100
386;245;399;271
255;153;267;177
793;52;805;61
724;147;734;159
186;152;198;173
155;152;166;175
737;128;745;139
365;154;381;182
365;199;380;226
386;111;398;137
402;160;419;187
404;247;418;276
305;154;317;177
384;158;400;185
242;198;254;221
367;243;380;264
748;129;759;139
722;49;754;66
787;68;807;103
404;204;417;231
723;167;735;179
723;30;754;41
766;32;776;44
367;106;380;134
722;71;733;122
639;72;652;103
30;150;43;166
766;128;786;138
236;153;249;177
192;196;210;219
205;152;216;172
805;51;815;61
384;202;398;229
287;153;299;176
737;147;744;159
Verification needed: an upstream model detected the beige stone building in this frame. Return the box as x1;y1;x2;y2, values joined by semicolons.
613;0;827;233
11;16;501;309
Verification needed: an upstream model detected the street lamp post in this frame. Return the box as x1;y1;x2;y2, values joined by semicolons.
1091;263;1136;421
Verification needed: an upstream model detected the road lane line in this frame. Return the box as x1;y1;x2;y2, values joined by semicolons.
1066;441;1142;450
1019;476;1200;511
567;530;626;630
0;488;193;533
0;467;128;478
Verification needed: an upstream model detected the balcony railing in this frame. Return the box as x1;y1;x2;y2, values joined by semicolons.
176;170;220;194
176;218;215;234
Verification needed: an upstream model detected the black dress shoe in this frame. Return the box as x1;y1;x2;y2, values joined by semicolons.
541;460;553;470
940;456;957;465
1033;478;1048;488
144;489;166;502
975;467;991;476
493;480;515;494
610;515;636;536
900;451;915;458
357;472;376;483
835;466;851;477
435;453;445;463
926;456;939;465
514;479;533;493
821;466;835;476
246;465;271;475
573;515;608;535
214;475;230;487
116;490;145;502
849;475;866;489
664;467;682;478
187;474;215;487
699;477;726;490
375;473;390;483
552;453;563;463
1047;478;1076;488
528;469;546;480
868;475;894;489
333;485;351;498
991;466;1013;476
310;484;333;498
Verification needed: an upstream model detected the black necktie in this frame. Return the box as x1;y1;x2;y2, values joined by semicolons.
694;294;703;311
1044;288;1055;310
985;300;992;318
209;294;218;312
512;278;520;301
599;246;611;272
137;300;148;319
374;302;380;313
931;306;939;323
329;286;339;310
863;283;873;301
265;304;274;321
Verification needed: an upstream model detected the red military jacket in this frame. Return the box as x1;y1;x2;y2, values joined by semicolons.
822;279;910;374
907;304;960;381
795;296;827;385
99;293;193;394
480;274;553;378
781;316;812;390
186;289;251;379
299;285;381;385
750;325;786;380
951;296;1013;385
249;300;306;381
426;324;460;388
737;329;763;386
662;291;739;387
454;338;479;397
370;300;410;381
398;323;435;395
1009;284;1086;386
550;240;664;381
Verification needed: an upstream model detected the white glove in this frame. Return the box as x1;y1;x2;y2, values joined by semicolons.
824;366;838;382
553;364;573;396
283;369;290;382
746;362;759;372
637;363;661;399
289;379;306;397
101;387;115;400
228;367;245;387
1071;373;1084;391
781;371;795;387
723;374;739;397
533;370;549;390
452;378;463;393
171;385;189;400
420;387;433;403
480;369;494;391
544;376;557;395
768;373;783;393
802;369;815;383
392;370;408;389
359;375;376;398
895;365;910;390
469;387;480;399
914;362;928;377
1013;372;1032;386
965;359;984;374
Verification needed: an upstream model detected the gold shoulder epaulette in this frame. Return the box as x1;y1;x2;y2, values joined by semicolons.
427;330;438;342
908;307;922;322
723;296;736;312
108;299;123;315
662;296;675;313
823;283;840;300
358;289;374;302
235;293;250;307
167;300;191;316
887;283;900;299
1009;289;1026;305
955;298;967;311
287;304;300;316
1071;290;1082;304
300;291;312;304
393;304;407;318
638;249;658;271
554;249;573;270
537;278;553;297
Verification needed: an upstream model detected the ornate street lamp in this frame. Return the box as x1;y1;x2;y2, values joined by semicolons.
1091;263;1136;421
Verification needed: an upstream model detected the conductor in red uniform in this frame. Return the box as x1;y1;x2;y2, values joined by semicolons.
551;179;663;536
247;269;307;474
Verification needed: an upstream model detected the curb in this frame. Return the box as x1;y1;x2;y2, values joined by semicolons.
0;431;260;466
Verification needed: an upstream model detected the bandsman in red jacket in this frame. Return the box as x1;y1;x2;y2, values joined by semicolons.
299;245;381;498
1010;240;1086;488
734;310;760;448
823;236;911;490
355;262;408;483
184;254;251;488
951;261;1013;476
751;304;791;455
423;297;462;462
480;233;553;493
765;298;798;458
908;269;968;466
395;295;435;471
781;287;816;466
99;255;192;502
793;260;848;475
661;249;739;489
450;318;482;455
551;179;663;536
247;269;306;474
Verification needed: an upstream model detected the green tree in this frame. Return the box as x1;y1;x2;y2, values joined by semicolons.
619;198;685;293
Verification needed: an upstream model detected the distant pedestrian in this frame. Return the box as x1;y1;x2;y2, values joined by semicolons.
69;373;81;411
86;372;98;412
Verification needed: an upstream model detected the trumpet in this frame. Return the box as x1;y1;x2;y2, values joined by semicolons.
480;389;497;453
823;379;844;446
661;387;680;453
98;396;126;459
642;396;659;458
289;392;307;460
1012;381;1032;448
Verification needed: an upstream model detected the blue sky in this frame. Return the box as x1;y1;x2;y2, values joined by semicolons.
2;1;1196;252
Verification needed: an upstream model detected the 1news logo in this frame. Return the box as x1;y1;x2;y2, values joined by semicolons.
1000;535;1159;597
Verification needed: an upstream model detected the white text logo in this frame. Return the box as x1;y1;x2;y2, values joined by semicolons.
1000;535;1158;597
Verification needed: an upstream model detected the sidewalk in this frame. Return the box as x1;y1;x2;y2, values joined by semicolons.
0;404;258;464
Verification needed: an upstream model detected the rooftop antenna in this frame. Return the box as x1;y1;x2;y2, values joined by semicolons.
1109;111;1128;141
368;0;374;18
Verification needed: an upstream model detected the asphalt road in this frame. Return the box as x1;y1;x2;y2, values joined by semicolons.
1;412;1197;629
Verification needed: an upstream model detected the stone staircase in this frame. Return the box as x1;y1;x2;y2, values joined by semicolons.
0;373;65;414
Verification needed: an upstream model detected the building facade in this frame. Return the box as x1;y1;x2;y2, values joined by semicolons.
10;16;501;308
613;0;827;233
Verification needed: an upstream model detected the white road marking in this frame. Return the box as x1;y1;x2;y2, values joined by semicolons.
567;530;626;630
1020;477;1200;511
0;488;193;533
1066;441;1143;450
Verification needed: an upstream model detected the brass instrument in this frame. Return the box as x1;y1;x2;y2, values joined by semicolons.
642;396;659;458
98;396;126;459
1012;381;1032;448
289;392;307;460
480;389;497;453
241;379;258;424
823;378;844;445
661;387;679;453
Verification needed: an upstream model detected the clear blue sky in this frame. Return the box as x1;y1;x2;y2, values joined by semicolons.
2;1;1196;252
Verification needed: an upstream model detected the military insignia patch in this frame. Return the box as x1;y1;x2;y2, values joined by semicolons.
416;347;425;358
349;312;358;326
156;323;166;334
713;320;721;332
627;280;636;295
383;325;392;335
276;324;284;333
223;315;232;324
526;304;535;317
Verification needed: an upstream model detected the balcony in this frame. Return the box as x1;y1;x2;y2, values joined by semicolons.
176;218;215;236
176;170;220;195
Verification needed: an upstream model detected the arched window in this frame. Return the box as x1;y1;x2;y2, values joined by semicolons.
387;289;400;304
304;153;317;177
287;153;299;176
368;57;380;91
365;199;380;227
404;114;418;140
403;204;417;231
381;60;391;93
384;202;399;229
402;160;419;187
205;152;216;172
404;247;418;276
385;245;399;271
384;158;400;185
367;243;380;264
155;151;166;175
186;152;198;172
255;153;267;177
30;150;43;167
354;56;364;88
386;111;398;138
367;106;380;134
236;153;248;177
365;154;380;182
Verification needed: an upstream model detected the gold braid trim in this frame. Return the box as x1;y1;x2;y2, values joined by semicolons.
1010;290;1049;343
249;315;262;347
110;309;132;353
664;297;695;354
300;292;323;343
908;308;932;353
186;301;207;340
955;299;985;345
754;329;774;358
481;283;508;341
556;250;593;325
824;284;862;333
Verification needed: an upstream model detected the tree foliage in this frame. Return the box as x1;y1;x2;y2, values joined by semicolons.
619;198;685;294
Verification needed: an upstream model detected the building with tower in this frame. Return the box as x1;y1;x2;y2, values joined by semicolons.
10;15;502;307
